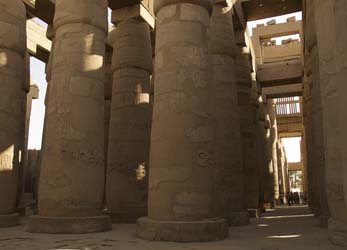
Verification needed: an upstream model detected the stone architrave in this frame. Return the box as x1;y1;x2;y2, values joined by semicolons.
0;0;27;228
208;0;249;227
28;0;111;234
137;0;228;242
105;16;153;223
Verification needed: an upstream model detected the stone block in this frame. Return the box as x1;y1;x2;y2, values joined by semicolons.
0;213;20;228
28;215;112;234
137;217;228;242
111;4;155;29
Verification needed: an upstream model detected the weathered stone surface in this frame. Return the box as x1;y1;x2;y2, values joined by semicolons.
263;99;276;208
312;0;347;245
137;217;228;242
267;100;280;204
28;215;111;234
0;214;20;228
209;2;248;226
237;47;260;213
138;0;227;242
0;0;27;227
106;17;153;223
29;0;111;234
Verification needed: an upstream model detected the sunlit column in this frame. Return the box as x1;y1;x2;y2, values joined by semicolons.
28;0;111;234
137;0;228;242
0;0;27;227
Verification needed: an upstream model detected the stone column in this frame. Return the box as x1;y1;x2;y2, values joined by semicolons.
262;98;275;209
277;140;286;203
267;99;280;205
208;0;249;226
0;0;26;227
236;46;259;218
105;10;153;223
103;46;112;207
256;94;267;212
305;0;329;227
137;0;228;242
252;79;264;216
301;132;309;196
28;0;111;234
312;0;347;245
303;70;319;213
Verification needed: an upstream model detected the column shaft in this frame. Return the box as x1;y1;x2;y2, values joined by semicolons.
137;0;228;242
236;47;260;218
29;0;111;234
106;18;153;223
268;100;280;205
312;0;347;245
0;0;27;227
209;2;249;226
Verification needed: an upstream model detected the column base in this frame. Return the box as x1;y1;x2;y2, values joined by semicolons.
229;211;250;226
137;217;228;242
104;209;147;224
263;202;274;210
28;215;112;234
0;213;20;228
328;219;347;247
247;209;261;218
317;214;329;228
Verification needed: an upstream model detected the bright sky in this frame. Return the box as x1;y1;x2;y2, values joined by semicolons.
282;137;302;163
28;10;303;150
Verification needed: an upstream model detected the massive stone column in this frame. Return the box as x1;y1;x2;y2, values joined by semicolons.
28;0;111;234
105;9;153;223
303;70;319;213
137;0;228;242
312;0;347;245
277;140;288;203
305;0;329;226
236;46;259;218
208;0;249;226
103;46;112;207
0;0;27;227
267;99;279;206
262;98;275;209
256;95;267;212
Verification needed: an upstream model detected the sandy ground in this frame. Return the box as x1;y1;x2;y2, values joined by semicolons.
0;205;344;250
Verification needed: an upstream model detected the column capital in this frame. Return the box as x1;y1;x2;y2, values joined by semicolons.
154;0;213;16
53;0;108;33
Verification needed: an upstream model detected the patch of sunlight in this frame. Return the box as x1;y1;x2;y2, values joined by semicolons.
267;234;302;239
0;51;8;66
52;248;92;250
257;224;270;227
0;145;14;171
262;214;314;219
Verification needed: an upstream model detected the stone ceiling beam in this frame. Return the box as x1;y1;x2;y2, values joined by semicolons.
23;0;55;24
243;0;302;21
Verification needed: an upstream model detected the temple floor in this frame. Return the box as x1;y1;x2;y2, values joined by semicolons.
0;206;343;250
